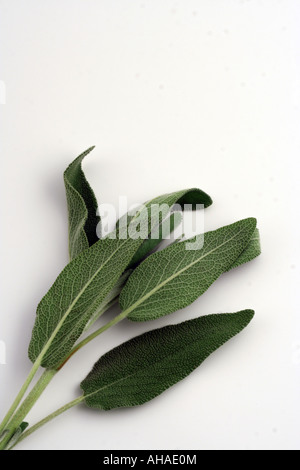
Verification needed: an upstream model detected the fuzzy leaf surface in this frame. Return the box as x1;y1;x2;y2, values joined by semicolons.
81;310;254;410
120;218;257;321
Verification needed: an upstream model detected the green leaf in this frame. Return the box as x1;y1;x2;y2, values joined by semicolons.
64;147;101;260
226;228;261;271
81;310;254;410
119;218;257;322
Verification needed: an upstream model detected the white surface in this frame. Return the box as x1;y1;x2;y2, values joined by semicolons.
0;0;299;451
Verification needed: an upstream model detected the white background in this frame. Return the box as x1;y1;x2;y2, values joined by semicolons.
0;0;299;451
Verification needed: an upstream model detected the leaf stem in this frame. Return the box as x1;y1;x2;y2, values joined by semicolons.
1;304;132;449
0;369;56;450
58;309;129;369
0;358;45;437
10;396;85;449
6;309;134;448
0;305;125;447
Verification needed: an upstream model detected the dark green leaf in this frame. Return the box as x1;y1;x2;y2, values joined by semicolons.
81;310;254;410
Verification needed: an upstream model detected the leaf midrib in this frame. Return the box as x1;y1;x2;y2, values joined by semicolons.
123;227;246;316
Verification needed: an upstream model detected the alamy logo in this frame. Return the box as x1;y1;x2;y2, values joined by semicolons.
97;199;205;250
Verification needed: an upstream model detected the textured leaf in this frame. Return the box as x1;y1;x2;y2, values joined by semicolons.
226;228;261;271
81;310;254;410
119;218;257;322
64;147;100;260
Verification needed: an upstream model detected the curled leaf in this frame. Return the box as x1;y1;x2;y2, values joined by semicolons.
64;147;101;260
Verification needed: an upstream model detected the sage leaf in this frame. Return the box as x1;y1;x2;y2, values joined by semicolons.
119;218;257;322
81;310;254;410
64;147;100;260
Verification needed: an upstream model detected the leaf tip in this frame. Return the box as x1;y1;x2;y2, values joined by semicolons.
239;308;255;325
239;217;257;234
248;217;257;227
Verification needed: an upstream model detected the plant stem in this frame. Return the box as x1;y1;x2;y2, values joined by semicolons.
0;358;45;437
2;308;134;449
0;292;118;441
1;304;134;449
0;369;56;450
0;310;127;449
10;395;85;450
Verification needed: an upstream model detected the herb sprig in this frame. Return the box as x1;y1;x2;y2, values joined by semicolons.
0;148;261;450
